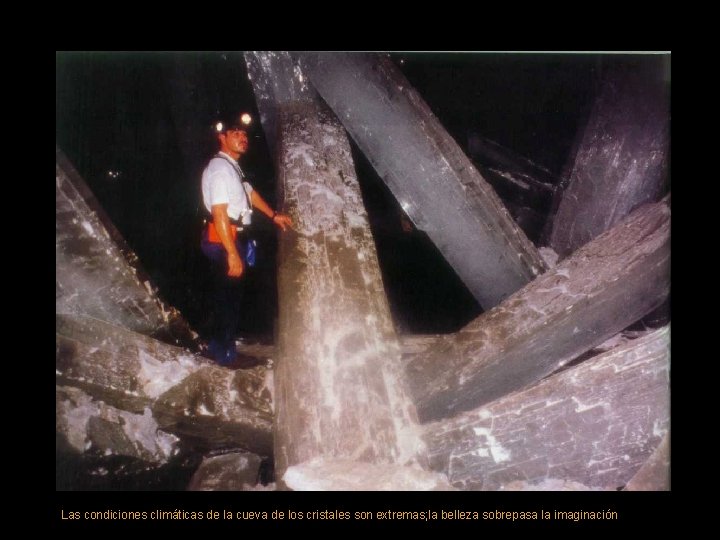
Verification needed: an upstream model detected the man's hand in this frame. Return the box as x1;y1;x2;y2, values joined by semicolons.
272;213;293;232
227;251;244;277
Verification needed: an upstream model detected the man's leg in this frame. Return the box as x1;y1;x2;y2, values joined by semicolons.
202;235;245;365
217;258;245;364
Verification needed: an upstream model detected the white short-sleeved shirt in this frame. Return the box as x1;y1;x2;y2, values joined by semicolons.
201;152;254;225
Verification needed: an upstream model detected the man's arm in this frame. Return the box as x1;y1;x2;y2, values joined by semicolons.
212;203;243;277
249;190;293;231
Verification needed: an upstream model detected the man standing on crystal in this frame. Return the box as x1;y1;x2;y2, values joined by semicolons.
200;112;292;365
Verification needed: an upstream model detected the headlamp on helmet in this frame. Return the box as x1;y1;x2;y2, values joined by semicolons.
214;112;253;133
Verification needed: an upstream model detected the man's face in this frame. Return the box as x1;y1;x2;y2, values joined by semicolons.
222;129;249;155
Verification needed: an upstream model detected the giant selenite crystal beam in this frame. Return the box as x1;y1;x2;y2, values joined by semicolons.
244;52;308;162
548;58;670;258
57;314;273;455
422;326;670;490
296;52;547;309
56;148;195;345
56;385;181;464
224;334;450;364
245;52;426;486
406;199;670;423
187;452;264;491
624;433;670;491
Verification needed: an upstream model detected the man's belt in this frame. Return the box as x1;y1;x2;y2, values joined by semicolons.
204;218;247;244
202;216;245;231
